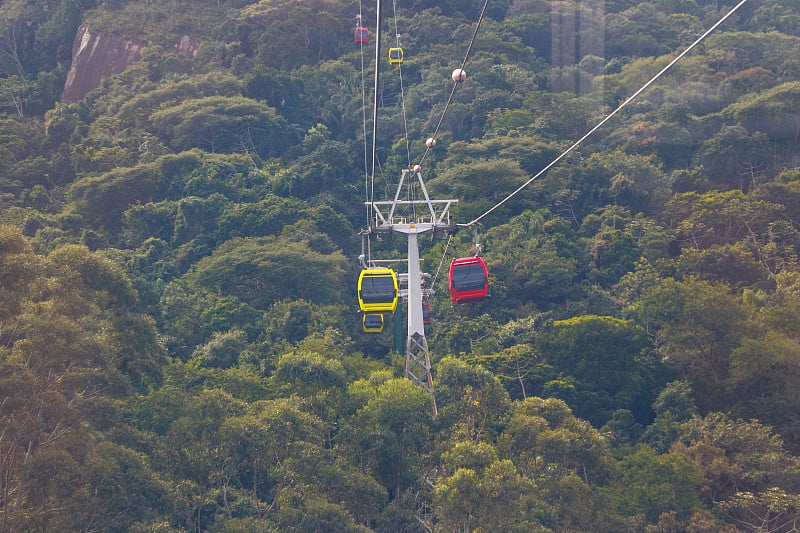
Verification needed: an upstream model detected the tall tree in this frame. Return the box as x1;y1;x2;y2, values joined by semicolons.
339;379;433;503
537;314;660;426
632;277;752;411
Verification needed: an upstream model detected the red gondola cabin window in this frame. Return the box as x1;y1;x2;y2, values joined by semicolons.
448;257;488;304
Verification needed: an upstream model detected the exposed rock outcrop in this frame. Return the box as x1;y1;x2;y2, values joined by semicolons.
62;24;144;104
61;24;203;104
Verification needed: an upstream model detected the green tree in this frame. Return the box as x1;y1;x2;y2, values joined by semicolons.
610;120;694;171
117;72;243;129
215;397;333;520
610;445;704;524
185;235;348;310
434;457;549;533
538;315;658;426
497;397;613;484
240;0;352;70
149;95;293;157
215;195;312;241
80;442;171;532
66;150;206;234
676;242;772;289
434;356;512;443
642;380;698;453
581;207;642;288
273;349;346;443
484;210;581;310
727;333;800;452
496;397;619;530
676;413;800;503
0;225;40;320
190;328;249;369
665;190;781;252
718;487;800;533
693;125;771;190
728;81;800;157
0;75;36;116
0;235;165;531
632;277;751;411
339;379;433;503
429;158;530;222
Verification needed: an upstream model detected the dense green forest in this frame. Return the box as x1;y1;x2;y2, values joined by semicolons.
2;0;800;530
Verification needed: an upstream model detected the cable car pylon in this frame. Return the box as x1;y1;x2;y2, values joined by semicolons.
366;167;457;416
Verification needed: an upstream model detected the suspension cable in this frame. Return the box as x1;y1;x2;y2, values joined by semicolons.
417;0;492;168
391;0;412;167
358;7;370;232
462;0;751;228
368;0;383;228
431;234;453;291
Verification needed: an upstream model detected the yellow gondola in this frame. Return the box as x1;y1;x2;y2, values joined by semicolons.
362;313;384;333
388;47;404;64
358;268;399;312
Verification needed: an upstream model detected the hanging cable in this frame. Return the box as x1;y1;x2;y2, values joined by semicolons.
462;0;751;228
391;0;413;167
431;234;453;291
417;0;492;168
368;0;383;230
398;62;412;167
472;224;483;257
358;8;371;233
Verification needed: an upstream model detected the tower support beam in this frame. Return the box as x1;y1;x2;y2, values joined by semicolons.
405;230;437;416
365;169;456;415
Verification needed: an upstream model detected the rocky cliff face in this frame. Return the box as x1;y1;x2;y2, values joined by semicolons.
61;24;202;104
61;24;144;104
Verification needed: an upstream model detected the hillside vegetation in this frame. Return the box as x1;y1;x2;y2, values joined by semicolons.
2;0;800;531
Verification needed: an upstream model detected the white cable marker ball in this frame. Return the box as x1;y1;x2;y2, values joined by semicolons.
451;68;466;82
426;137;436;148
413;164;422;173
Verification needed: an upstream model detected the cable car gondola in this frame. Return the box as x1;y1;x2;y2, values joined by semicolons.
448;257;489;304
388;47;403;64
355;26;369;44
362;313;384;333
358;268;399;312
422;300;432;325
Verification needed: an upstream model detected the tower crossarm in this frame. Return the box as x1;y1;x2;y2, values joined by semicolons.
365;168;457;232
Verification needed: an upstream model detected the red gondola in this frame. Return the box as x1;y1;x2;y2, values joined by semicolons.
355;26;369;44
422;300;432;325
448;257;489;304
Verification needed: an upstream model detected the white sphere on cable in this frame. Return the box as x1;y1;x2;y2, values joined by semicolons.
413;164;422;173
451;68;466;82
426;137;436;148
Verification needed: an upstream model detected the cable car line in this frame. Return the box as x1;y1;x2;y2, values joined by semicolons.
398;61;412;167
460;0;751;229
431;233;453;292
416;0;491;169
357;7;371;234
367;0;383;233
391;0;412;167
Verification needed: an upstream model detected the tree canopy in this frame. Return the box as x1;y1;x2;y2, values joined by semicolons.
2;0;800;529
